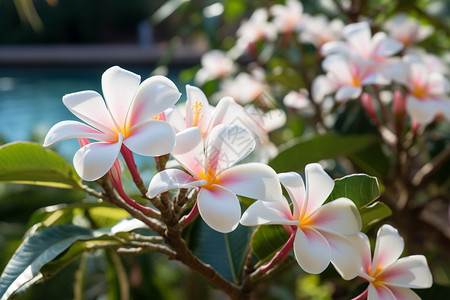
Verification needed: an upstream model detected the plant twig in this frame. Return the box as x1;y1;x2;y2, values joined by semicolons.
412;145;450;187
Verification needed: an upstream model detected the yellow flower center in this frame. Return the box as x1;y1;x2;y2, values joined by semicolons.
198;169;220;190
350;76;361;87
192;101;204;127
412;85;427;99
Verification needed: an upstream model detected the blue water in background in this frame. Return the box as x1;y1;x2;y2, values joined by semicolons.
0;66;183;161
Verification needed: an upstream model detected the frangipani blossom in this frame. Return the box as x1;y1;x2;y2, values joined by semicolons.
148;125;282;233
394;55;450;124
220;70;267;105
384;13;433;49
43;66;181;181
270;0;305;34
241;164;362;278
195;50;236;85
353;225;432;300
299;15;344;48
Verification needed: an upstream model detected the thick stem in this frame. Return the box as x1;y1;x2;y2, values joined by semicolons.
120;145;148;195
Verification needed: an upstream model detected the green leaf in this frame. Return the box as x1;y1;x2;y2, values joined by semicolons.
0;225;93;300
360;202;392;232
349;141;391;178
0;142;82;189
251;225;290;264
326;174;381;208
269;134;376;173
187;219;252;283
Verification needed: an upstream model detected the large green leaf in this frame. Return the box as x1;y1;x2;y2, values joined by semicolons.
326;174;381;208
0;225;93;300
187;219;252;283
251;225;290;265
360;202;392;232
0;142;82;189
269;134;376;172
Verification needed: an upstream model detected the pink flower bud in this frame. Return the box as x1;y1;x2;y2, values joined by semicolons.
360;93;378;124
393;90;406;118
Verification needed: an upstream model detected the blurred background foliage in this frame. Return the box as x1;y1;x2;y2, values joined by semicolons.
0;0;449;299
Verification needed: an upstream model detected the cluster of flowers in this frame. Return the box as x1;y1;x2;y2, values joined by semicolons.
44;65;432;299
195;0;450;127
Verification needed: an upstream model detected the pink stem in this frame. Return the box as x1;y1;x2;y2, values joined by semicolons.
258;232;296;275
350;287;368;300
180;201;199;226
120;145;142;184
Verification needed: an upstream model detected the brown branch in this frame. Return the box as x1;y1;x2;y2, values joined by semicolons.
412;145;450;187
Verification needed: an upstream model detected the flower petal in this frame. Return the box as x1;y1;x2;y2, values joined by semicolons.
185;85;211;129
389;286;421;300
353;232;373;280
406;95;436;124
63;91;116;135
320;40;349;56
293;227;331;274
381;255;433;289
427;72;450;95
217;163;282;202
123;120;176;156
197;185;241;233
435;98;450;121
73;139;122;181
335;86;363;101
240;197;298;226
171;127;205;176
304;163;335;216
368;283;396;300
126;75;181;129
102;66;141;128
372;32;403;58
43;120;114;147
147;169;207;198
278;172;305;220
205;124;255;175
309;198;361;234
311;75;339;102
372;225;404;273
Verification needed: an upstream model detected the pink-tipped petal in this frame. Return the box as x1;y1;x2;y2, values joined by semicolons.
309;198;361;234
372;32;403;58
102;66;141;127
344;22;372;57
278;172;305;220
293;227;331;274
311;75;339;102
126;75;181;129
217;163;282;202
381;255;433;289
63;91;117;135
43;120;114;147
368;283;396;300
197;185;241;233
323;232;362;280
320;40;349;56
335;86;363;101
353;232;373;279
185;85;211;128
389;286;421;300
240;198;298;226
427;72;450;95
171;127;205;176
205;124;255;175
304;163;335;216
372;225;405;273
406;95;436;124
123;120;176;156
73;139;122;181
147;169;207;198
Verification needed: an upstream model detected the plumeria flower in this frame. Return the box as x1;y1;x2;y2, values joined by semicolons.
148;124;282;233
270;0;305;34
220;69;267;105
394;54;450;124
241;163;362;278
194;50;236;85
384;13;433;49
299;15;344;48
283;90;316;116
44;66;181;181
313;54;390;102
352;225;432;300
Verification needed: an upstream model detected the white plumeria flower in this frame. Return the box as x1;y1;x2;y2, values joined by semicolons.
283;90;315;116
394;54;450;124
44;66;181;181
384;13;433;49
299;15;344;48
220;70;267;105
148;124;282;233
235;8;277;52
313;54;390;102
353;225;432;300
241;163;362;278
194;50;237;85
270;0;305;34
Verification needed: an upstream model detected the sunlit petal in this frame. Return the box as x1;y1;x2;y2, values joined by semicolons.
380;255;433;289
368;283;396;300
43;120;114;147
372;32;403;58
353;233;373;278
304;163;334;216
335;86;363;101
311;75;339;102
389;286;421;300
278;172;305;220
293;227;331;274
185;85;211;129
217;163;282;202
406;95;436;124
63;91;116;135
240;197;298;226
147;169;207;198
372;225;404;272
197;185;241;233
427;72;450;95
102;66;141;127
171;127;205;176
124;120;175;156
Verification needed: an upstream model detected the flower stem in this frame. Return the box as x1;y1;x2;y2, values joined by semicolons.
179;201;199;227
120;145;148;195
